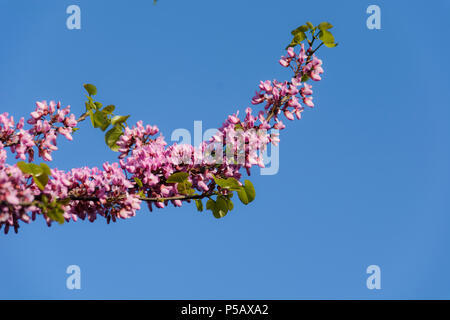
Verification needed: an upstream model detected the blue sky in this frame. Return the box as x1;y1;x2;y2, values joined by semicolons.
1;0;450;299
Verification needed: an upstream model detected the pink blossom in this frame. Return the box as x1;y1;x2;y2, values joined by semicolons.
284;109;295;121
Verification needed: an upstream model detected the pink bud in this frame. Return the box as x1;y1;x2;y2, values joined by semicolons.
279;58;290;67
284;109;294;120
310;71;322;81
30;111;41;120
295;108;303;119
173;200;182;207
303;97;314;108
198;180;209;191
287;47;296;58
301;83;313;95
42;151;53;161
273;121;286;130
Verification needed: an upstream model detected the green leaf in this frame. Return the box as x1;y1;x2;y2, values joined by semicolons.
237;180;256;205
111;115;130;126
57;198;71;206
134;177;143;188
213;176;242;191
93;110;110;131
167;172;193;195
306;21;314;30
319;30;335;44
83;83;97;96
138;190;146;198
105;126;123;151
17;161;32;174
33;173;48;191
88;109;95;127
17;162;50;190
294;32;306;42
195;200;203;212
318;22;333;31
243;180;255;203
237;188;249;205
324;42;338;48
226;198;234;211
206;199;215;211
94;102;103;110
41;198;67;225
41;195;49;205
102;105;115;114
177;181;194;195
40;163;51;176
291;25;309;35
85;98;97;113
46;206;65;224
214;197;229;218
286;41;295;50
286;31;306;49
167;172;189;183
28;163;44;175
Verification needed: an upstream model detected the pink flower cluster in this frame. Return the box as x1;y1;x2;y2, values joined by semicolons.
0;101;78;162
0;45;325;234
0;144;35;233
47;163;141;224
252;44;324;123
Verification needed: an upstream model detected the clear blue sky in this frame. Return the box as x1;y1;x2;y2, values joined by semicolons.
1;0;450;299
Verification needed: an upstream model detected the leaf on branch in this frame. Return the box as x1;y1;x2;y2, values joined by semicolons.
105;125;123;151
83;83;97;96
17;161;33;174
237;180;256;205
39;196;65;224
102;105;115;114
214;196;229;218
306;21;314;30
291;25;309;35
17;162;51;191
318;30;335;45
286;31;306;49
318;22;333;31
206;199;215;211
88;109;95;127
134;177;144;188
111;115;130;126
93;110;110;131
40;163;51;176
226;197;234;211
33;173;48;191
166;172;189;183
213;176;242;191
195;199;203;212
177;180;195;195
324;42;338;48
166;172;195;194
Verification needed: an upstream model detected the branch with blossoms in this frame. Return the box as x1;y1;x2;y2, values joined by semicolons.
0;21;338;234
